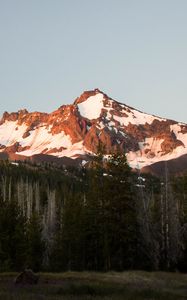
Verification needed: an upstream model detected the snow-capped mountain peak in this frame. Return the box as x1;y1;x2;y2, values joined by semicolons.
0;89;187;173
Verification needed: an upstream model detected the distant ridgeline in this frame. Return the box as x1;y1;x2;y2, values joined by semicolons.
0;156;187;272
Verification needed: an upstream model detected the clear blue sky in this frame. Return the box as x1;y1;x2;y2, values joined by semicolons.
0;0;187;122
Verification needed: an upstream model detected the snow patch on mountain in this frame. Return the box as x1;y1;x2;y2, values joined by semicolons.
170;124;187;145
17;126;72;156
50;141;86;158
131;108;166;125
127;145;187;169
139;137;164;154
113;108;166;126
0;121;28;146
77;93;104;120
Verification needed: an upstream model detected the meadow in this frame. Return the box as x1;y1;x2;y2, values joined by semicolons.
0;271;187;300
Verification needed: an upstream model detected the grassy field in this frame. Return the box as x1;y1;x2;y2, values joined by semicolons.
0;271;187;299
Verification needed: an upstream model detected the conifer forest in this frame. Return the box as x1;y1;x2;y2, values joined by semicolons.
1;152;187;273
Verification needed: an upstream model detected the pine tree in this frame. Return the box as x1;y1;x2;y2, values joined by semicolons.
0;198;27;271
105;152;137;270
26;212;46;271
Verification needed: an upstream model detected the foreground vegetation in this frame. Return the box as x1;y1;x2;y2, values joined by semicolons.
0;271;187;300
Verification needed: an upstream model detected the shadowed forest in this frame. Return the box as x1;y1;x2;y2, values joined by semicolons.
0;150;187;273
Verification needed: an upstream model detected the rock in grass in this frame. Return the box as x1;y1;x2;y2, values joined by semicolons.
14;269;39;285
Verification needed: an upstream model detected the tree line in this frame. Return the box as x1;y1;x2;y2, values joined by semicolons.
0;154;187;272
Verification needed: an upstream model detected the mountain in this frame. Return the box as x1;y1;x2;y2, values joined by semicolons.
0;88;187;174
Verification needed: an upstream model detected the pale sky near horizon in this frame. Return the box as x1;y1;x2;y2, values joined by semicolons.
0;0;187;122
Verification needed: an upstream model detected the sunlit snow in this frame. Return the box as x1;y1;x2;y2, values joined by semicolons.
78;93;104;120
18;126;72;156
0;121;28;146
113;108;166;126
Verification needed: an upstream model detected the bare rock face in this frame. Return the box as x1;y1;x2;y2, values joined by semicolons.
74;89;98;105
180;125;187;134
51;106;85;143
5;142;20;153
74;88;106;105
124;124;146;142
1;109;31;124
14;269;39;285
160;134;184;155
84;125;100;153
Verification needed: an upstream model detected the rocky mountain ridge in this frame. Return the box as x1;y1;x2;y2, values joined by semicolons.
0;88;187;173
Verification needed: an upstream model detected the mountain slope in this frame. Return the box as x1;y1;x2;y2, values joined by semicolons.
0;88;187;171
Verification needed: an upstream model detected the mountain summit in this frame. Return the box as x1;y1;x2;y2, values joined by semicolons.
0;89;187;173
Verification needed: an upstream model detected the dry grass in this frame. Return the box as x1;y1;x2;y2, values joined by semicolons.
0;271;187;299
